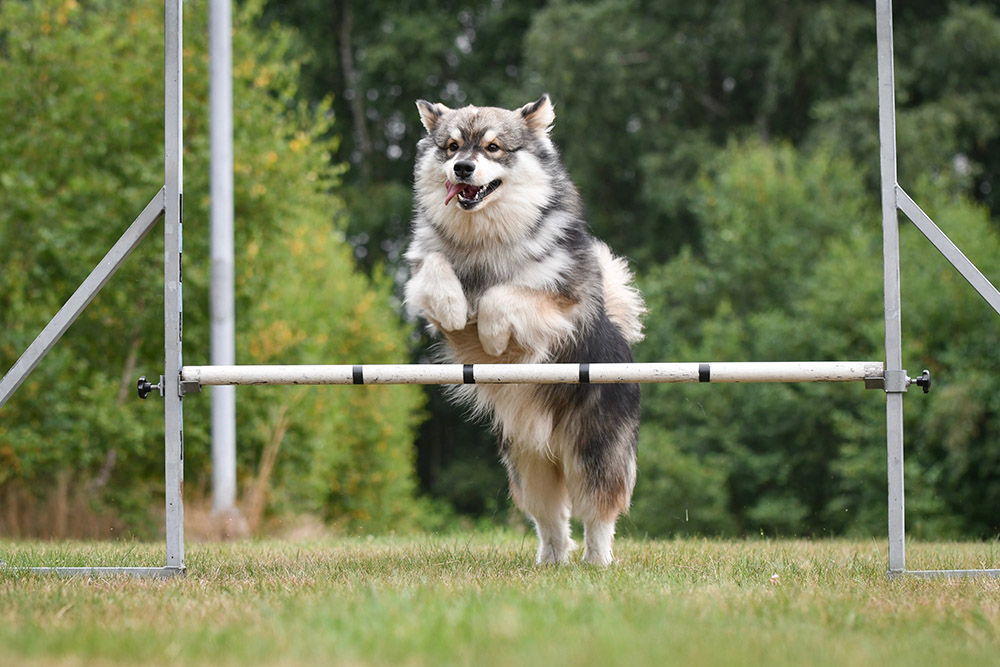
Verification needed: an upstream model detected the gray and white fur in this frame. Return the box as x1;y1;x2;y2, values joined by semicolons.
404;94;645;566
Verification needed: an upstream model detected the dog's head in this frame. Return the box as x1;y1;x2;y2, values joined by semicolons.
412;95;560;243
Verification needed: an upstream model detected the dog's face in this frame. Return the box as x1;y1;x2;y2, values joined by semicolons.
413;95;559;244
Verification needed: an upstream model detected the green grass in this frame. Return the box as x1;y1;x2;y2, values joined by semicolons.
3;535;1000;666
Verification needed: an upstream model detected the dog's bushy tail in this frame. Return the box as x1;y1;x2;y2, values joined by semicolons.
594;241;646;345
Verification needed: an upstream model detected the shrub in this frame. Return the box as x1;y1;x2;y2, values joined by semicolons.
0;0;426;537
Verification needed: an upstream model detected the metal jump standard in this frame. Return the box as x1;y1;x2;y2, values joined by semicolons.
2;0;999;578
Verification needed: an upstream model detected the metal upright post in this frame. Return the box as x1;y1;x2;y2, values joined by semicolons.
209;0;238;517
876;0;907;575
164;0;186;574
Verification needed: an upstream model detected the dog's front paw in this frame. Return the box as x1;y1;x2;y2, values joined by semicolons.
404;253;468;332
476;302;512;356
427;291;468;332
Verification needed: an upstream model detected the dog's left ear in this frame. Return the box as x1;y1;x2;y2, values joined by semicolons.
520;94;555;136
416;100;450;133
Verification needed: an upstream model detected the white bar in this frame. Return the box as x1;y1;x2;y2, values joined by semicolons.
685;361;882;383
181;361;884;387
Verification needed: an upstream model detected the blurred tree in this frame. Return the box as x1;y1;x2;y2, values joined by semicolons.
0;0;427;537
634;141;880;536
525;0;880;263
250;0;1000;535
634;141;1000;538
811;3;1000;216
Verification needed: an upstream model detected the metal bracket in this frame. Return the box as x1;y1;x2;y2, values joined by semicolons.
865;374;885;391
864;368;931;394
884;370;910;393
864;370;907;392
180;380;202;395
138;375;200;397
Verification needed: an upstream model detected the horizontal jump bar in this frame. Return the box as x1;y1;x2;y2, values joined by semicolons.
181;361;885;387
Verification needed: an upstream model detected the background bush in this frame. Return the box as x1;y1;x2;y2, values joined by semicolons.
631;142;1000;538
0;0;427;537
3;0;1000;540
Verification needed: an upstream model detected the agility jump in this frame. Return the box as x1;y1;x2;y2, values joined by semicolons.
2;0;999;577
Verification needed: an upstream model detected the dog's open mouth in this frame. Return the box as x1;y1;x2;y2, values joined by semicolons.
445;179;502;209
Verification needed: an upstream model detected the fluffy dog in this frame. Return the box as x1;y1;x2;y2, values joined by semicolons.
404;94;645;565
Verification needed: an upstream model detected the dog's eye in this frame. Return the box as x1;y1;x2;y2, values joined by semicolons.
486;143;500;153
447;141;460;152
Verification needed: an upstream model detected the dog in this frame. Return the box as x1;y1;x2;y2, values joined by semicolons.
403;94;645;566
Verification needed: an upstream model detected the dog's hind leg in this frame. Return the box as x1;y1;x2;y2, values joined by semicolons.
505;449;575;565
580;513;618;567
565;464;626;566
563;403;639;567
566;479;628;567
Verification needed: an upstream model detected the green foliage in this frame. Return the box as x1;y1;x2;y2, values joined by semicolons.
811;3;1000;211
524;0;879;262
626;424;735;537
635;140;1000;538
259;0;1000;538
5;0;1000;540
634;142;879;537
0;0;426;535
235;228;427;530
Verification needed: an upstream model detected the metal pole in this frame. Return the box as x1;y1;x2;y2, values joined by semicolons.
876;0;906;575
164;0;186;574
209;0;238;516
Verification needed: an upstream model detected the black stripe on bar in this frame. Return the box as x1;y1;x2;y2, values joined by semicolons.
352;365;364;385
579;363;590;383
699;363;711;383
463;364;475;384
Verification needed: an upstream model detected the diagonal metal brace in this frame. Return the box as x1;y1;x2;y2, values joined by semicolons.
897;186;1000;317
0;189;166;410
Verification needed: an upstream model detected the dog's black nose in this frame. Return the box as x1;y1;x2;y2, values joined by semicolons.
453;160;476;179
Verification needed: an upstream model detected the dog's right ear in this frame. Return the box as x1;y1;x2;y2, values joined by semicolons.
520;94;555;136
416;100;450;133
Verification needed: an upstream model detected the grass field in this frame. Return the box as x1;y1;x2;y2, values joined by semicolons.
3;535;1000;666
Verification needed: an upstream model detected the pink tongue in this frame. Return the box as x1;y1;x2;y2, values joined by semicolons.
445;180;465;206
